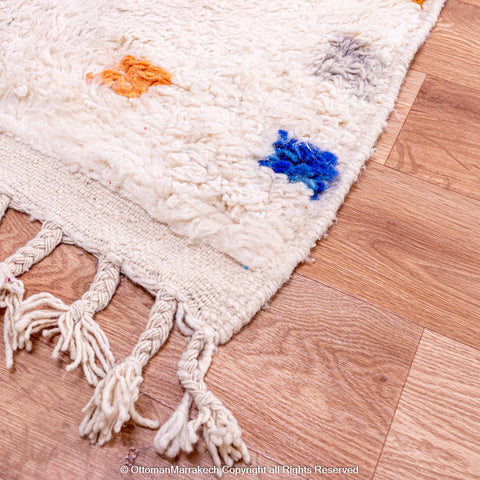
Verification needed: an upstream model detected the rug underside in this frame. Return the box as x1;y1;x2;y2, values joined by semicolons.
0;0;445;475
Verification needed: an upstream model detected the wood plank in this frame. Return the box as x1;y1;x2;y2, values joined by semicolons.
386;75;480;201
0;211;290;480
0;338;283;480
199;274;422;480
0;211;423;480
370;69;425;165
298;162;480;349
373;329;480;480
0;3;477;477
412;0;480;90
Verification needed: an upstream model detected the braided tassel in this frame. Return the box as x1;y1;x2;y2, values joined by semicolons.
154;327;250;477
15;256;121;385
79;287;176;444
0;221;63;368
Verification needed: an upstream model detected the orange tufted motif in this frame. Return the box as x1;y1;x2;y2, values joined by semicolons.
87;55;172;98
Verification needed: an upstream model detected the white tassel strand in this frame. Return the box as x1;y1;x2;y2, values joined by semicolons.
154;327;250;477
79;287;177;444
0;221;63;368
153;392;195;457
14;256;121;385
15;292;69;351
0;264;25;369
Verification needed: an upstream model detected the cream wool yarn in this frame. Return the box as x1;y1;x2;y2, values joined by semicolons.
0;0;442;269
80;287;177;443
0;219;63;367
154;327;250;469
14;255;121;385
0;0;445;475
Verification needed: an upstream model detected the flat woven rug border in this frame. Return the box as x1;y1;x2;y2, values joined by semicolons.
0;0;445;475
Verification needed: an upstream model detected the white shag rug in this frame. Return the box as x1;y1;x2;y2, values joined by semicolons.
0;0;444;476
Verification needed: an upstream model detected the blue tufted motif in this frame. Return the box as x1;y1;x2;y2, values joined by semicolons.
259;130;338;200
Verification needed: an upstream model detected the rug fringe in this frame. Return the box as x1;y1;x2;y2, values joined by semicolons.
14;255;120;385
0;219;63;368
0;202;248;474
79;286;176;444
154;326;250;477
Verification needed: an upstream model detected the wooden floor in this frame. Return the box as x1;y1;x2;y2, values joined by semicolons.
1;2;480;479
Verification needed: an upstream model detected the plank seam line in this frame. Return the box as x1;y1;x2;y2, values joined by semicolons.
370;327;425;480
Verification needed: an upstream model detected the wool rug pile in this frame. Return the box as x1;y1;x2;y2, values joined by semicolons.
0;0;444;475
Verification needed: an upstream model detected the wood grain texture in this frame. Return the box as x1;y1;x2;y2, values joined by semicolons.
298;162;480;349
373;329;480;480
142;273;422;480
0;211;287;480
412;0;480;89
2;3;480;478
0;335;284;480
386;75;480;201
0;211;422;480
461;0;480;6
370;69;426;165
